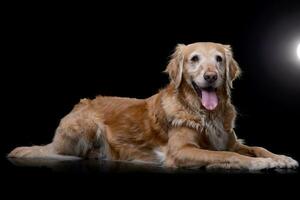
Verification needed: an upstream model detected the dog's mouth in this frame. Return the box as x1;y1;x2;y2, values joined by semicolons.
192;81;218;111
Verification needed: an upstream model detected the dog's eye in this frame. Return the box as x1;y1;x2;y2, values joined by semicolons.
191;55;200;62
216;55;223;62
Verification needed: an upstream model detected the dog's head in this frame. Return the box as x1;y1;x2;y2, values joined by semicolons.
165;42;241;111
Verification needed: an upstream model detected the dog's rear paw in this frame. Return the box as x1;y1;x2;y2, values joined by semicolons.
8;147;32;158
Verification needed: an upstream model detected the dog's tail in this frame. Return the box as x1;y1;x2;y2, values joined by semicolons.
7;144;80;160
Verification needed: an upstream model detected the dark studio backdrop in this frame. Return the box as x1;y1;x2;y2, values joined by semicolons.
1;0;300;192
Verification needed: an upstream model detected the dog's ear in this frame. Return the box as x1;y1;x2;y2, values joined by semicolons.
224;45;241;88
164;44;185;88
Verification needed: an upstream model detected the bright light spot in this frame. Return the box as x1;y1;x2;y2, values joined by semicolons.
297;43;300;60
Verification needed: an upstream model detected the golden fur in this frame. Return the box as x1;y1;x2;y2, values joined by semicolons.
8;42;298;170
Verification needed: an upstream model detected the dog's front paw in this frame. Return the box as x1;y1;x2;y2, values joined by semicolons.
272;155;298;169
248;157;278;170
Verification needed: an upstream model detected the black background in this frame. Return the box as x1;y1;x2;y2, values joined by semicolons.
1;0;300;194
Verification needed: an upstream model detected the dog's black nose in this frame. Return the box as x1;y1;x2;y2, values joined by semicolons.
204;72;218;83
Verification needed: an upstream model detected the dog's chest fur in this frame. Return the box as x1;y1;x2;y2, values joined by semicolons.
203;116;228;151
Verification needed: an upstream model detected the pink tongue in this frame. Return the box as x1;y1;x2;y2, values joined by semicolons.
201;90;218;110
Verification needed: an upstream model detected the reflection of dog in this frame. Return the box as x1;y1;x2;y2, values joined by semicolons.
8;42;298;170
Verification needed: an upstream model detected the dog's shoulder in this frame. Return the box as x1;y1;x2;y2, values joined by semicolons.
160;87;203;132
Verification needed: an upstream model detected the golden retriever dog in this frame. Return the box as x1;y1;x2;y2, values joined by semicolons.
8;42;298;170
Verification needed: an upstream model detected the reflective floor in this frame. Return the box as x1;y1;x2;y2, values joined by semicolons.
6;157;299;175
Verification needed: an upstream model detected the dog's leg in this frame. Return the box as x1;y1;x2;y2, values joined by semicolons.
7;144;76;159
165;127;278;170
231;142;298;168
8;109;105;159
